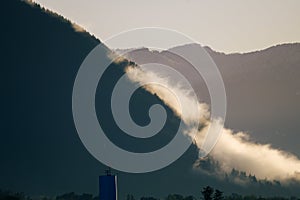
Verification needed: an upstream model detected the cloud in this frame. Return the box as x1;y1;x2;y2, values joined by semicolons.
107;51;129;65
71;23;85;33
23;0;35;6
125;66;209;125
125;65;300;182
203;126;300;181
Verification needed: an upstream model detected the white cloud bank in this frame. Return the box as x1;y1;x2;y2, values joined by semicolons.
125;65;300;182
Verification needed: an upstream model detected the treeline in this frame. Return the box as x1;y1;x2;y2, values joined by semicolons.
126;188;300;200
196;157;283;187
1;187;299;200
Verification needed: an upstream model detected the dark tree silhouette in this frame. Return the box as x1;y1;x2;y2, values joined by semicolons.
166;194;184;200
126;194;135;200
213;190;223;200
201;186;214;200
184;195;197;200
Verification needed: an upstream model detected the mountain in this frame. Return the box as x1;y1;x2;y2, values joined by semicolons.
1;0;300;198
1;0;199;197
205;44;300;156
122;43;300;157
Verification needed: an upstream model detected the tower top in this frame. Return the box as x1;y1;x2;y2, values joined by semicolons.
105;167;112;176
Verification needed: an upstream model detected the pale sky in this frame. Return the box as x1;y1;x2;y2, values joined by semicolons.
34;0;300;53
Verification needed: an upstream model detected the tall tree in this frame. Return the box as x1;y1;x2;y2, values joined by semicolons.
201;186;214;200
213;190;223;200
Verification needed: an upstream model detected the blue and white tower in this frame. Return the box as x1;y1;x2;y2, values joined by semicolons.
99;168;117;200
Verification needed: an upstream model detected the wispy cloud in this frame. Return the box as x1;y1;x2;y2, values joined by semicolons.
71;23;85;33
126;65;300;182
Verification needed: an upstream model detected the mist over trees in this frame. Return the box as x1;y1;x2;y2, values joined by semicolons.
195;157;290;189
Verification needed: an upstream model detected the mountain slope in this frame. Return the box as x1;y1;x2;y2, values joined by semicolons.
1;0;198;196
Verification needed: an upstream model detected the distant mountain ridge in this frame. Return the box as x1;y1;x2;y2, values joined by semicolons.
204;42;300;55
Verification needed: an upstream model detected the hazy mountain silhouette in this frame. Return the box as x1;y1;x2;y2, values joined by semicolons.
2;0;300;198
205;43;300;157
122;43;300;157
